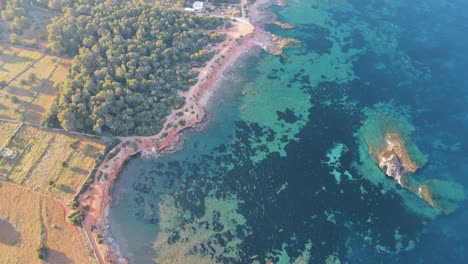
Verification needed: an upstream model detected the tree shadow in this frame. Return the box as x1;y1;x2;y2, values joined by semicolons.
70;167;88;175
23;102;46;113
0;64;10;73
47;248;75;264
58;184;74;194
36;79;57;96
7;86;35;98
0;52;36;65
83;144;99;158
0;219;21;246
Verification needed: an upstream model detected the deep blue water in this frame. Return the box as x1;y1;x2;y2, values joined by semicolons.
110;0;468;263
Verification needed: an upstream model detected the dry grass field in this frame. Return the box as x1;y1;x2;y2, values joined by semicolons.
0;46;69;124
0;7;103;263
0;121;20;146
0;182;91;264
0;124;105;199
0;46;43;81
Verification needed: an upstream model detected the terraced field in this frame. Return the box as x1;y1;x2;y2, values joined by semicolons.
0;122;20;146
0;124;105;199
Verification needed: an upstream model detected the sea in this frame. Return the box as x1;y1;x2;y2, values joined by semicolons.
109;0;468;263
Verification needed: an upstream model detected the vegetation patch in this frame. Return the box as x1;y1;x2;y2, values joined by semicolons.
36;242;47;260
66;209;85;226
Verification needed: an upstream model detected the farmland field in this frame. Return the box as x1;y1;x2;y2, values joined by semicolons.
0;46;43;81
0;122;20;146
0;46;69;124
0;124;105;199
0;182;91;264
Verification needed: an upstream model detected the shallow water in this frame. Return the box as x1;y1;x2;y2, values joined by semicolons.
110;0;468;263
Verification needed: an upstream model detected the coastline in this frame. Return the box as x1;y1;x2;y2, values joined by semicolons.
78;0;294;262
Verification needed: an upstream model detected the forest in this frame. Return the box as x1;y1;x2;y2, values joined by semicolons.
2;0;226;136
42;0;224;136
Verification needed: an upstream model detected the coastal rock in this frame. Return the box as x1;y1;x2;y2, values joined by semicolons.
378;152;408;187
257;31;300;56
377;132;421;188
275;0;287;7
273;21;294;29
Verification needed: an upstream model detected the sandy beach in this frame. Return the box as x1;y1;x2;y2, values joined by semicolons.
78;0;292;262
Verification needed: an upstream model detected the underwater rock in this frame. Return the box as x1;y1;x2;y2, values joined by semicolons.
418;179;466;215
325;255;341;264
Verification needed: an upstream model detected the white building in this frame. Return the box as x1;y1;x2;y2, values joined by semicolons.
193;1;204;12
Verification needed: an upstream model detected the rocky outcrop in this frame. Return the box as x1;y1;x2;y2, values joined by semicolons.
376;133;420;188
379;152;408;187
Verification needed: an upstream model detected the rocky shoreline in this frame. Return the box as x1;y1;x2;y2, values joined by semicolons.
78;0;297;262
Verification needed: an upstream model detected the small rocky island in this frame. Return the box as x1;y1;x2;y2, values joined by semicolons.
356;102;465;218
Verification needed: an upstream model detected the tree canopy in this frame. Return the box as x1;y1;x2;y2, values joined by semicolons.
44;0;225;136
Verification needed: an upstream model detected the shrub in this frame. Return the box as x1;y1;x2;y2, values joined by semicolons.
69;140;79;149
96;234;104;244
9;33;19;44
66;209;84;226
28;73;37;84
106;147;121;161
37;242;47;260
104;138;121;155
67;199;79;209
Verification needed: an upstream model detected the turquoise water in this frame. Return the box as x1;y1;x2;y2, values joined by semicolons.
110;0;468;263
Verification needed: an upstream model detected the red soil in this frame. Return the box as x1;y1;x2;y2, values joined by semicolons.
79;0;283;262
